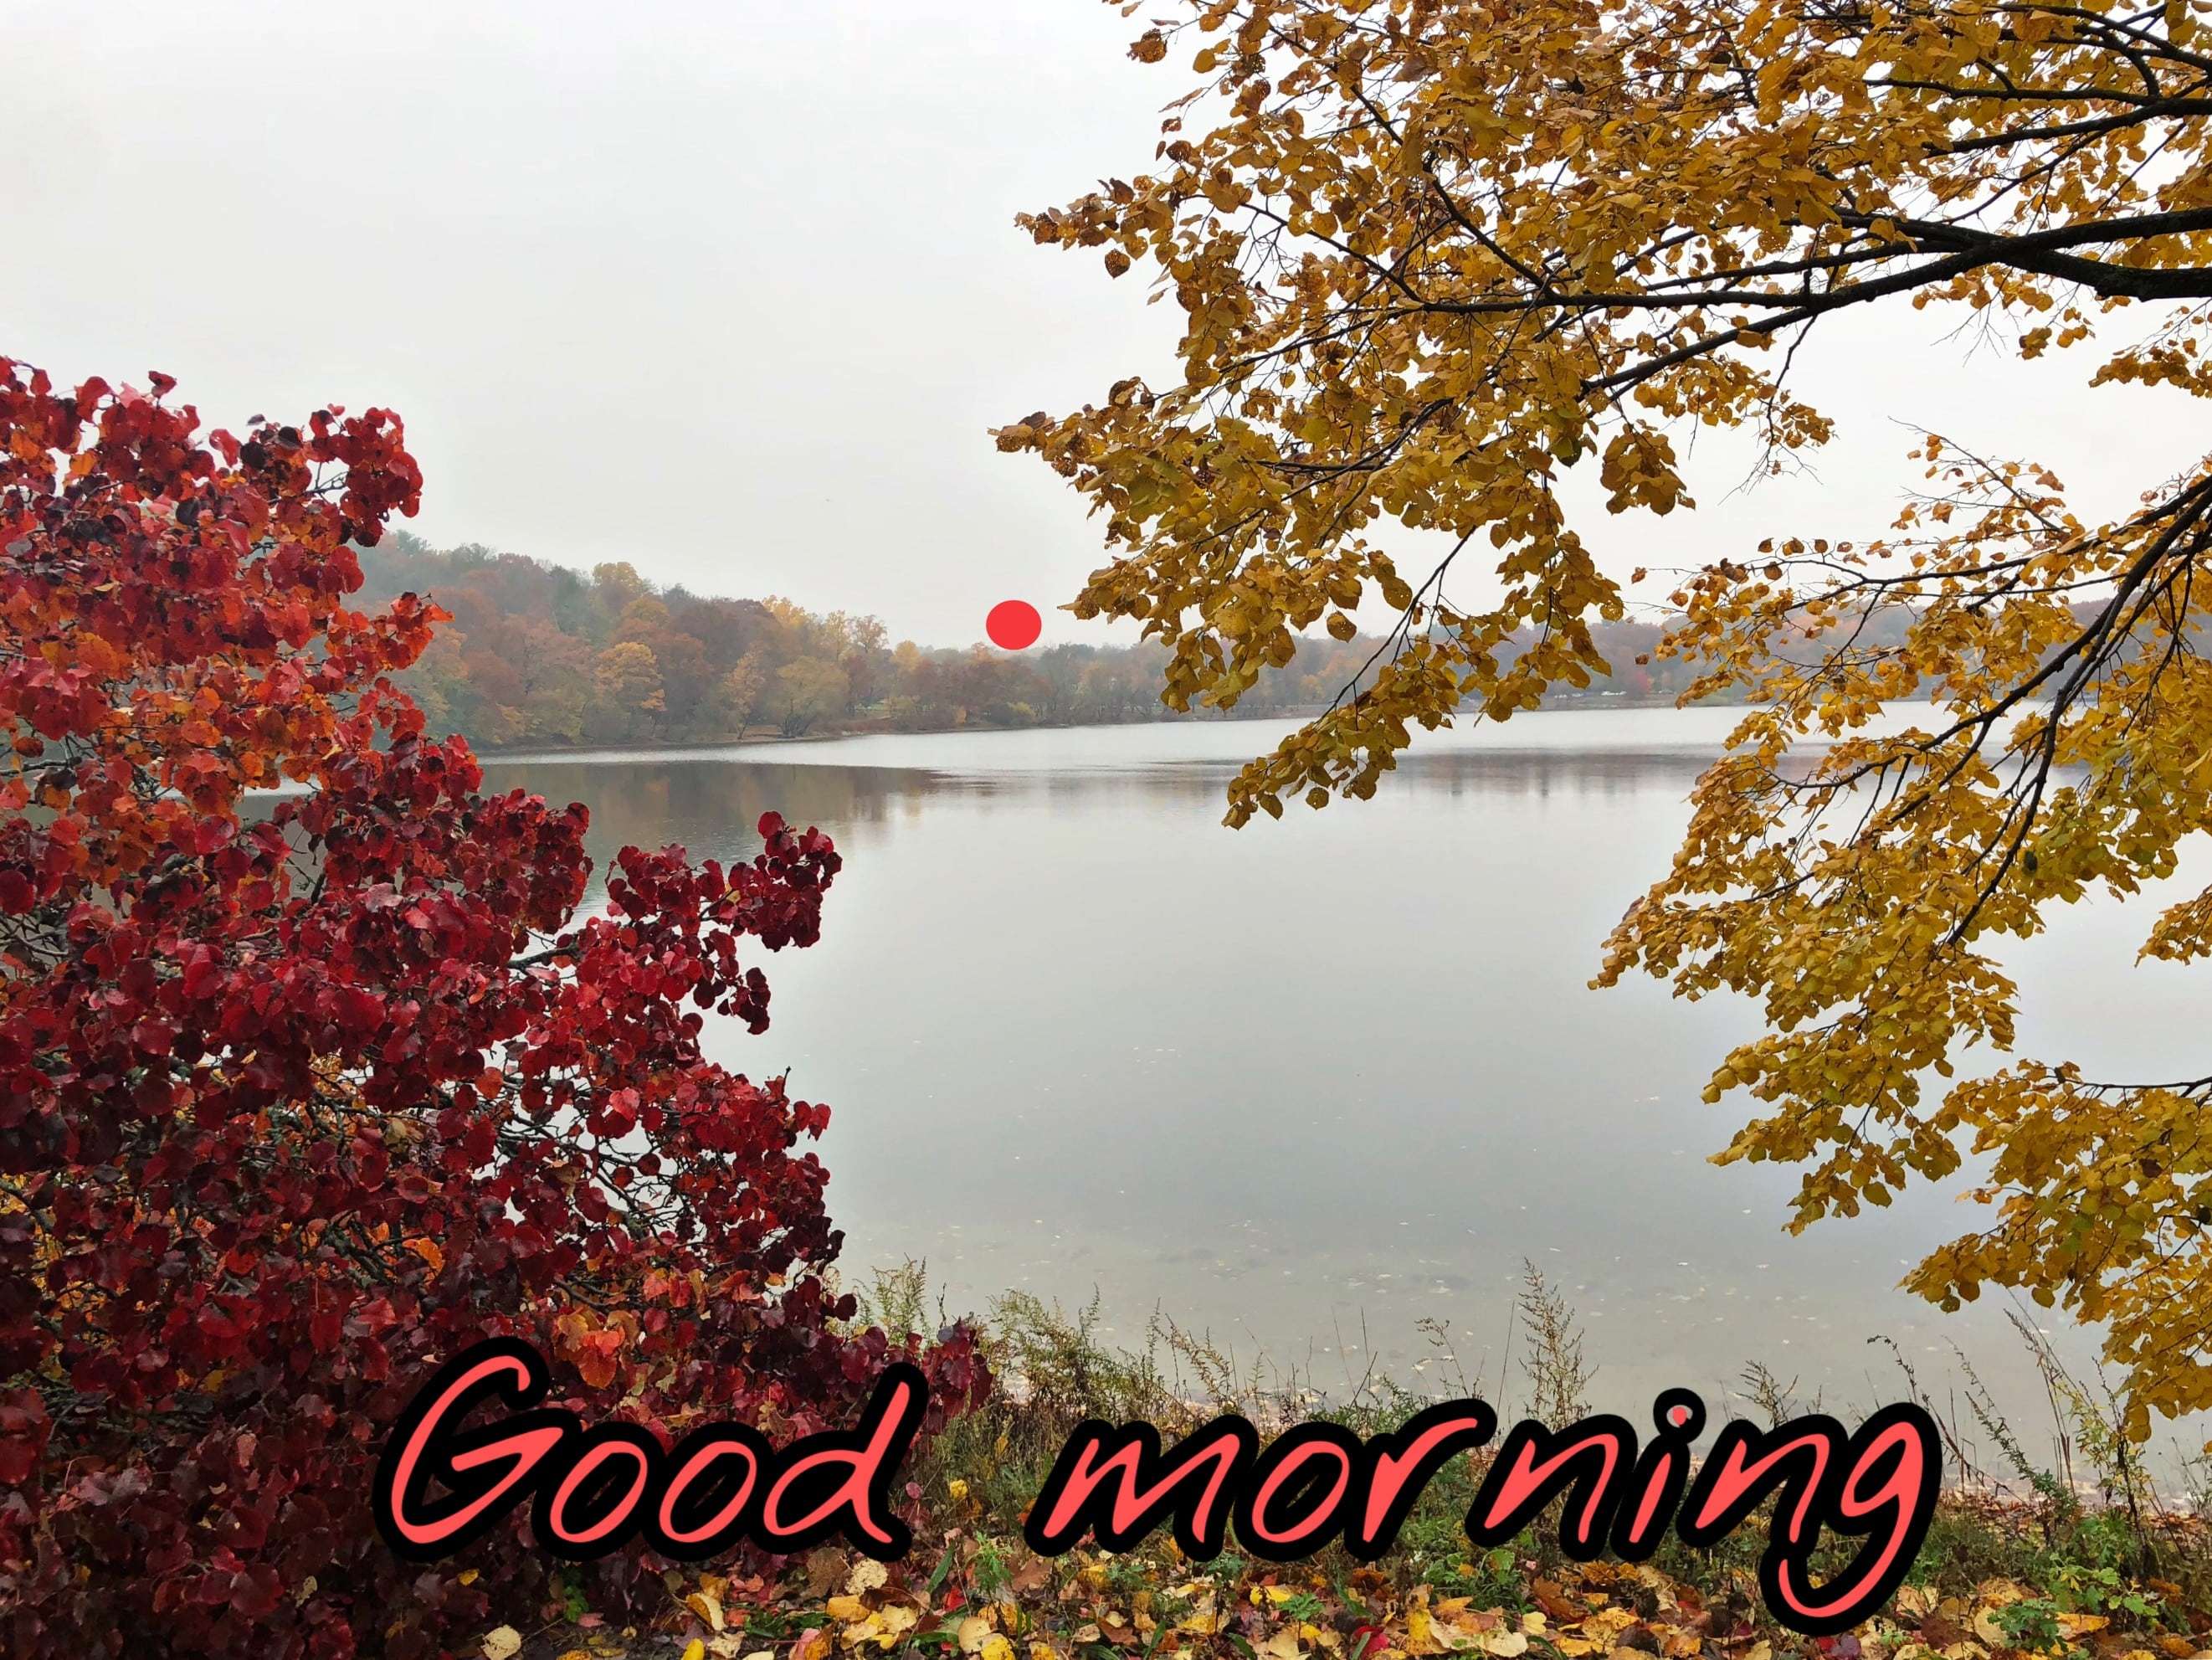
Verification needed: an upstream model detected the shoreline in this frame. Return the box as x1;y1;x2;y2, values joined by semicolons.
460;695;1706;764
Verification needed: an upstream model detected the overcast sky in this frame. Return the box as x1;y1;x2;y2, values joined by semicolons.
8;0;2205;647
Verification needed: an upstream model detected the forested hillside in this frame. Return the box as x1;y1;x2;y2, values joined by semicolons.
357;535;1710;750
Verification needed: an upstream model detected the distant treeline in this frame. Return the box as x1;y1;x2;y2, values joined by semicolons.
355;536;1719;751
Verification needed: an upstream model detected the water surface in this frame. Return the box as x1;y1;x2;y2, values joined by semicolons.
485;708;2209;1478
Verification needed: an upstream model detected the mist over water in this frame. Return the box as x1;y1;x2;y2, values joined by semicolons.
485;707;2209;1478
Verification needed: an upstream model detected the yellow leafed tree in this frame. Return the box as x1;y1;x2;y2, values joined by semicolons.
1001;0;2212;1433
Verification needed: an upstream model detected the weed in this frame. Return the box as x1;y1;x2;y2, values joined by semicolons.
1990;1596;2064;1655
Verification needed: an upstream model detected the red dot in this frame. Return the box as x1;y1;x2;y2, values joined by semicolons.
1667;1405;1691;1428
987;599;1042;650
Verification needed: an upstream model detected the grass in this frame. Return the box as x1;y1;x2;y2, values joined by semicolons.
840;1258;2212;1639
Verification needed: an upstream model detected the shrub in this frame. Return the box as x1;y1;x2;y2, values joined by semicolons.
0;361;987;1658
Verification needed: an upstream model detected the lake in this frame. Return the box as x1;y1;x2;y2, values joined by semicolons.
482;707;2210;1482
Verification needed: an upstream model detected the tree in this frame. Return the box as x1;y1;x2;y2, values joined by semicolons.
771;656;850;737
0;361;986;1657
589;558;649;623
503;616;595;745
588;639;665;743
711;650;769;737
821;611;891;707
1004;0;2212;1432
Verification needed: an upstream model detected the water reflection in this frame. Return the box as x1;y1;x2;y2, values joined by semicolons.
506;745;1719;881
482;718;2204;1475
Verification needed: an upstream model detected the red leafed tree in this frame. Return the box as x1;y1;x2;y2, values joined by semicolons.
0;360;987;1658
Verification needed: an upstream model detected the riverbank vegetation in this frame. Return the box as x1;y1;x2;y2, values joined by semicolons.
356;537;1715;753
493;1264;2212;1660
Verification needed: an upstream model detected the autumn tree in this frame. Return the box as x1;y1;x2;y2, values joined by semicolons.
711;649;770;736
588;638;665;743
502;616;596;743
589;558;649;624
0;361;985;1657
1004;0;2212;1431
771;656;850;737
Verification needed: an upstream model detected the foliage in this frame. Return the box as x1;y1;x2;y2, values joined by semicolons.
1006;0;2212;1436
357;538;1712;753
556;1270;2212;1660
1990;1595;2066;1654
618;1530;2209;1660
0;360;988;1658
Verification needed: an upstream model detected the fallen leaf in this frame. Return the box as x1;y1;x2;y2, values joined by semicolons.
880;1606;921;1642
482;1629;522;1660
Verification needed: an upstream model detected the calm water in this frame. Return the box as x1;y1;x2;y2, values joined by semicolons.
483;709;2209;1477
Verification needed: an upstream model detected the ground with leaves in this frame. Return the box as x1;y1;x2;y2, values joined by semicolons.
475;1508;2212;1660
472;1269;2212;1660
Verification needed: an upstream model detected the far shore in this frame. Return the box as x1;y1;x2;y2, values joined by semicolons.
467;691;1704;763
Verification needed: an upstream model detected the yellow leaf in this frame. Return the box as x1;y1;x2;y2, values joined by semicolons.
879;1606;921;1645
481;1629;523;1660
1402;1609;1440;1657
